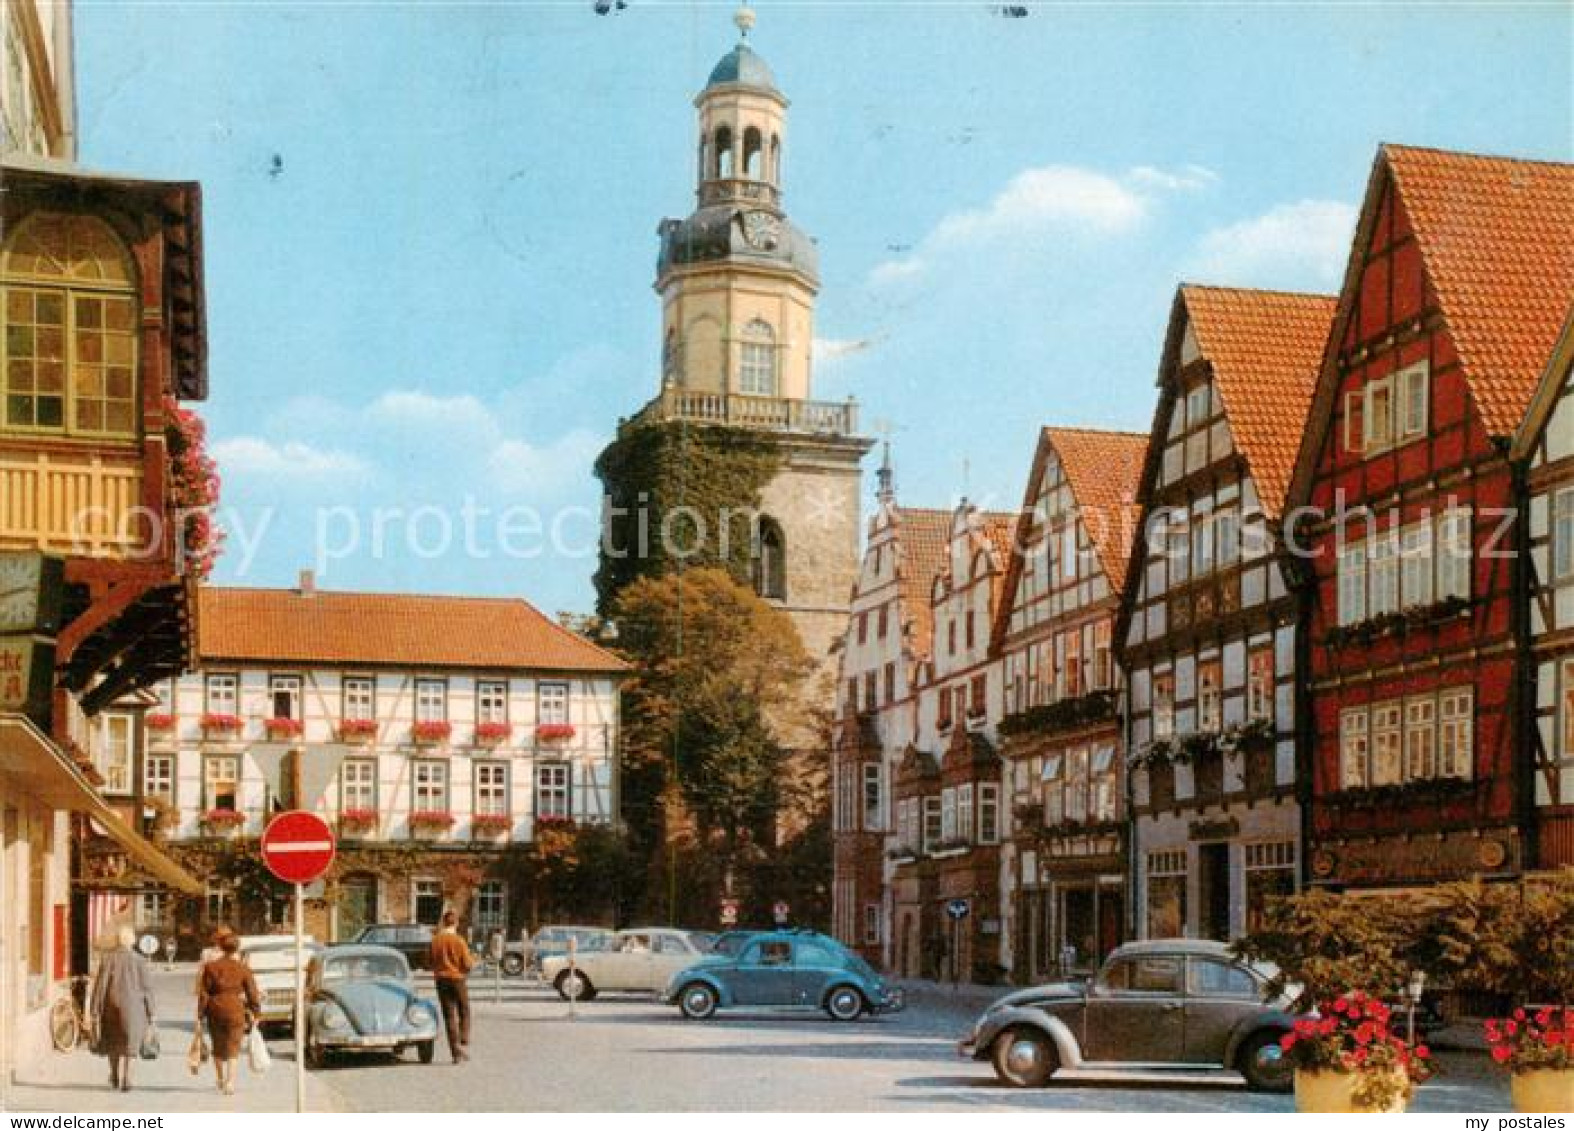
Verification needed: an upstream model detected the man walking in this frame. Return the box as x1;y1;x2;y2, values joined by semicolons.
429;909;477;1063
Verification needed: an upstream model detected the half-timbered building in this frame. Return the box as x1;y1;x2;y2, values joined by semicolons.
1286;145;1574;891
994;427;1145;979
1120;285;1334;941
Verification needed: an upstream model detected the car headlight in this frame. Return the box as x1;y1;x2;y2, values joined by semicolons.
320;1003;349;1031
406;1002;435;1029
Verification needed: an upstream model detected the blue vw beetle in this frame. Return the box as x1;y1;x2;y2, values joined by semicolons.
663;930;904;1021
304;944;440;1067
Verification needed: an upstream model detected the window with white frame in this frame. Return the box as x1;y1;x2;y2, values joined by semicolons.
1244;841;1296;934
1042;754;1064;826
473;880;507;934
978;783;1000;843
1066;746;1090;822
144;753;174;806
1340;708;1369;789
413;761;449;812
739;319;777;396
341;759;376;812
1438;688;1473;778
1247;647;1274;722
1152;672;1175;738
957;783;975;842
342;676;375;720
1555;489;1574;580
1438;509;1472;601
269;674;302;720
1090;746;1117;822
414;679;447;723
535;763;571;820
1372;702;1403;785
1198;660;1223;731
135;892;168;932
205;673;237;716
1401;525;1434;608
861;763;882;831
475;762;509;817
1405;697;1436;780
1370;535;1400;617
1351;362;1428;455
97;712;132;794
940;787;957;841
538;682;569;725
1341;690;1473;789
1216;507;1241;569
898;798;918;852
477;681;508;725
922;796;942;852
204;755;239;811
1338;543;1367;625
1337;510;1472;626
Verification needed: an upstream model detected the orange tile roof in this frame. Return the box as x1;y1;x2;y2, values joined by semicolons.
1043;426;1149;593
1182;285;1338;518
197;586;629;673
1383;144;1574;438
891;507;952;660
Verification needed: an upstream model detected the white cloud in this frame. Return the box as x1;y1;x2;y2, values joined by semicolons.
486;429;607;496
1188;199;1357;288
1128;164;1219;193
813;336;881;364
212;436;368;480
368;390;500;438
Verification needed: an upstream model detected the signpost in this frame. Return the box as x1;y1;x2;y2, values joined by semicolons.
719;898;739;927
945;899;970;990
772;900;790;927
261;811;336;1114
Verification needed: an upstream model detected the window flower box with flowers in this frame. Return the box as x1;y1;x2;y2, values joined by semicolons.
411;720;452;745
200;713;243;738
338;718;378;741
471;813;513;838
536;723;576;742
165;395;223;580
338;809;378;836
409;810;455;836
999;689;1118;738
263;717;304;739
1486;1008;1574;1114
200;808;246;835
145;713;175;732
474;722;512;745
1280;992;1433;1112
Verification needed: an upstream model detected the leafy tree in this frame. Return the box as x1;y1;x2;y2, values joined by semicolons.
1234;889;1414;1004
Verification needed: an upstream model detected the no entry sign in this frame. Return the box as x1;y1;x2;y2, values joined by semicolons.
261;810;337;885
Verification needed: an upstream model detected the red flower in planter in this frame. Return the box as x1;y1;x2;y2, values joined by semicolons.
200;713;243;732
145;713;175;731
263;717;304;737
411;720;452;743
409;810;455;830
474;721;512;743
1484;1007;1574;1074
339;808;378;828
472;813;512;835
201;808;245;828
338;718;378;739
536;723;576;741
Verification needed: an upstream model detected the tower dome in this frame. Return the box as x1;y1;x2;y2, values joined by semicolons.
706;44;778;93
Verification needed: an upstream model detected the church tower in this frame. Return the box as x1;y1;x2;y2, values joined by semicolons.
597;7;873;687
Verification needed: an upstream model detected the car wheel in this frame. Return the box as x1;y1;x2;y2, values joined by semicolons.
1238;1030;1294;1093
501;953;525;977
678;982;718;1021
417;1040;436;1064
555;970;596;1001
824;986;865;1022
992;1025;1057;1088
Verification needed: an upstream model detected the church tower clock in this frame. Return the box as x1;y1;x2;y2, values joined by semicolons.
596;7;872;685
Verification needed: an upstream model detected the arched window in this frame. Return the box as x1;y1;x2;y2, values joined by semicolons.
770;135;781;183
714;126;734;179
755;517;786;600
743;127;763;180
738;318;776;396
1;213;138;437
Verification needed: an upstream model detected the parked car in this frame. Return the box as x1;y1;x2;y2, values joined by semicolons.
959;939;1297;1092
302;945;441;1068
707;930;760;957
665;930;905;1022
350;923;434;970
501;925;612;977
540;927;710;999
239;934;321;1033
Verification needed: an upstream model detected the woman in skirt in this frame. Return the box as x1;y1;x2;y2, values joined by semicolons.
196;927;260;1095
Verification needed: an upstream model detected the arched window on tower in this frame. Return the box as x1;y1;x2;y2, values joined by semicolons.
770;135;781;183
738;318;777;396
715;126;734;179
755;517;786;600
743;127;763;180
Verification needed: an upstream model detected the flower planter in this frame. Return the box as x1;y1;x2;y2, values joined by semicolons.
338;720;378;742
411;722;452;745
471;816;512;839
263;718;303;739
1294;1069;1408;1114
1512;1070;1574;1114
200;810;246;837
474;723;511;745
536;723;576;742
200;714;244;740
145;713;175;732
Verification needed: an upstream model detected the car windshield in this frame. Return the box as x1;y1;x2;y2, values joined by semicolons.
322;953;406;984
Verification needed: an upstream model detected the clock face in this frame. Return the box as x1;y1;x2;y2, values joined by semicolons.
0;553;43;634
740;210;781;251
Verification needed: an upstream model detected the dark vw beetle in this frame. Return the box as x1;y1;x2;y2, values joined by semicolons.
665;931;904;1021
303;944;440;1068
960;939;1296;1092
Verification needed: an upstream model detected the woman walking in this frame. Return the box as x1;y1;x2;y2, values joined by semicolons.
196;927;260;1095
91;925;156;1092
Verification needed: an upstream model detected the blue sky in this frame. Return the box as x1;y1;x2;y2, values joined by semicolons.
77;2;1571;616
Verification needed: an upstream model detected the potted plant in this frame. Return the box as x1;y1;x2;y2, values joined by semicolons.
472;813;512;837
1485;1009;1574;1113
474;721;511;744
338;717;378;741
145;712;175;732
200;808;246;835
263;717;303;738
1280;992;1433;1112
411;720;452;745
338;808;378;835
200;712;243;736
409;810;454;835
536;722;576;741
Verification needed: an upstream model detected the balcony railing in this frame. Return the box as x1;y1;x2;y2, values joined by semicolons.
633;390;860;438
0;448;145;555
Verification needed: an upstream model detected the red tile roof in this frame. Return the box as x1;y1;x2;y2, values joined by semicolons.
1043;426;1149;593
197;586;629;673
891;507;953;660
1384;144;1574;438
1182;285;1338;518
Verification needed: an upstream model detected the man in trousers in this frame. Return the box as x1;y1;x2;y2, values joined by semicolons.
429;909;477;1063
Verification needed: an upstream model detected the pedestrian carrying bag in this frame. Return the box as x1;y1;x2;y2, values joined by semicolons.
187;1028;209;1074
246;1025;271;1074
139;1023;161;1061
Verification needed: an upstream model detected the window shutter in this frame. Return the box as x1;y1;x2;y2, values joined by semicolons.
1344;391;1365;454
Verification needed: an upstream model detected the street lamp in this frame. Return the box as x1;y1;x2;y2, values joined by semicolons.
1406;970;1427;1046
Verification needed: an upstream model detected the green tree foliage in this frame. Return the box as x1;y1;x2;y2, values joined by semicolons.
1235;889;1414;1003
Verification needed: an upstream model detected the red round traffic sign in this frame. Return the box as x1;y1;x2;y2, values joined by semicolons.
261;810;337;885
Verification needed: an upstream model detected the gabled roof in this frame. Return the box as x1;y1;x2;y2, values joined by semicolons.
1511;305;1574;461
198;586;629;674
889;506;952;661
1177;286;1337;519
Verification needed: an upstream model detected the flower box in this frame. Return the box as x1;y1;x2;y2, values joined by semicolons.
200;713;243;735
145;713;175;731
1281;992;1432;1113
474;721;512;744
263;717;304;738
338;718;378;741
409;810;454;833
411;720;452;744
471;813;513;837
536;723;576;741
338;808;378;834
1487;1008;1574;1112
200;808;245;832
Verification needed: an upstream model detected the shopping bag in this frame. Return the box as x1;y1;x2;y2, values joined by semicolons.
246;1025;271;1074
186;1029;208;1075
139;1023;161;1061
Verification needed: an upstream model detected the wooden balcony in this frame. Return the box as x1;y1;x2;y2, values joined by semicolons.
633;390;859;437
0;447;146;556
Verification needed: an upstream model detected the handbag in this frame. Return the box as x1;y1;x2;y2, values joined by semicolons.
139;1023;161;1061
246;1025;271;1074
186;1028;209;1074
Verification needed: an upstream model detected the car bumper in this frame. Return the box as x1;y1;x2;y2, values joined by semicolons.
316;1030;433;1051
874;987;906;1014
